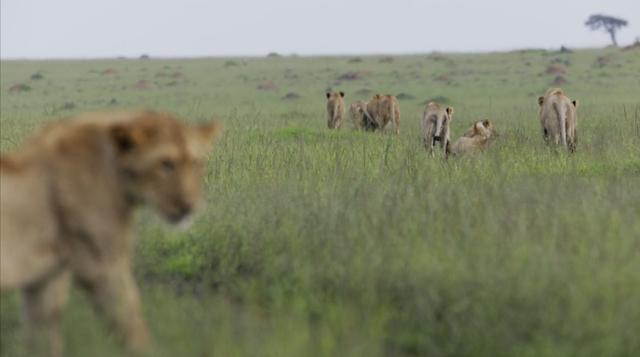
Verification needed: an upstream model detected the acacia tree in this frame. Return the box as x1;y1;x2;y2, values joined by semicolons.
585;14;628;47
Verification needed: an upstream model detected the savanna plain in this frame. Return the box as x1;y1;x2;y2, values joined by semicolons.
1;47;639;356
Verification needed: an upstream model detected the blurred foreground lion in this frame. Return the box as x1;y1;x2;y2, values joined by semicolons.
0;110;220;356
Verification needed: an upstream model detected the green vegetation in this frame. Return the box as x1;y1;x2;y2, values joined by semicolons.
1;48;639;356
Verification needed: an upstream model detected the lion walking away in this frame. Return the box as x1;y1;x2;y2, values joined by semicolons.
421;101;454;157
326;91;346;129
537;88;578;152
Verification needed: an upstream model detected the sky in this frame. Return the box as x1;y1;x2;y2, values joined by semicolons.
1;0;639;59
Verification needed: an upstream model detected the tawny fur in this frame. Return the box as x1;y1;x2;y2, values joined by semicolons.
349;100;369;130
363;94;400;134
326;91;345;129
537;88;578;152
0;110;220;357
421;102;454;157
450;120;497;156
462;119;495;138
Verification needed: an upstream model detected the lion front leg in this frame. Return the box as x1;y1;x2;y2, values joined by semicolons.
21;270;71;357
542;128;549;143
76;260;150;353
429;139;437;157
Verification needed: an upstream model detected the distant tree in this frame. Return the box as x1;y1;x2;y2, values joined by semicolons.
585;14;628;47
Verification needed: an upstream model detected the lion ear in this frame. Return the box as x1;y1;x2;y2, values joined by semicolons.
190;121;222;158
339;91;345;98
110;124;141;154
483;119;491;127
326;92;331;99
572;100;578;108
538;96;544;106
472;122;481;135
446;107;454;117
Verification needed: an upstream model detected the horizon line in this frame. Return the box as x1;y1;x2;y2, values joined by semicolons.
0;45;620;61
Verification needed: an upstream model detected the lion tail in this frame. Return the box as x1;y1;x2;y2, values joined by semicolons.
553;101;567;149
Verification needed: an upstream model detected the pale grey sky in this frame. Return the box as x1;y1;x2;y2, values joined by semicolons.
1;0;639;58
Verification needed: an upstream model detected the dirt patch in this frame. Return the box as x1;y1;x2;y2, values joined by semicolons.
545;63;567;75
396;93;415;101
101;68;118;76
427;53;456;66
549;57;571;66
61;102;76;110
594;56;611;68
224;60;239;67
337;71;369;81
281;92;301;100
434;74;451;83
284;69;298;80
551;75;568;86
355;88;373;96
427;53;448;61
257;80;278;91
133;80;153;90
8;83;32;93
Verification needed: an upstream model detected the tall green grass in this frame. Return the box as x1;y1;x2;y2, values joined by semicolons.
1;48;639;356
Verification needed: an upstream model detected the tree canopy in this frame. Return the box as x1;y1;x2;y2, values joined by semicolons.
585;14;628;46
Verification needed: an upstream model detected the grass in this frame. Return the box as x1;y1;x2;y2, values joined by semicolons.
1;48;640;357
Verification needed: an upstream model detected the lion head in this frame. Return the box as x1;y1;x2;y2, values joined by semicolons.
109;112;220;223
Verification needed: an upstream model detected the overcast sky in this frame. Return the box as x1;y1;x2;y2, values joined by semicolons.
1;0;639;58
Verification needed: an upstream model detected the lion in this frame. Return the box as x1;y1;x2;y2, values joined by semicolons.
349;100;369;130
537;88;578;152
326;91;345;129
0;110;221;357
462;119;495;138
449;119;497;156
421;102;454;157
364;94;400;134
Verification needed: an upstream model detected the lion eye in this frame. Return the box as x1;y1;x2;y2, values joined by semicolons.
160;159;176;172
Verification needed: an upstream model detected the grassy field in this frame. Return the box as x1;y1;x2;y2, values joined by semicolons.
1;47;640;356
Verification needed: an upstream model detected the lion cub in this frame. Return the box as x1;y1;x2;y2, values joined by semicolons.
349;100;369;130
449;119;496;156
0;110;220;356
